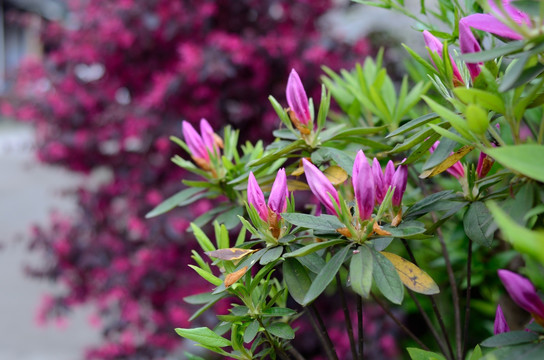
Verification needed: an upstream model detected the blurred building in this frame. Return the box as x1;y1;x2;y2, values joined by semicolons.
0;0;65;92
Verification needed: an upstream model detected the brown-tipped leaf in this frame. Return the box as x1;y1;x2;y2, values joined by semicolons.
205;248;257;261
381;252;439;295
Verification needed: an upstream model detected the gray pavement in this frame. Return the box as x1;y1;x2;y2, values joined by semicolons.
0;122;100;360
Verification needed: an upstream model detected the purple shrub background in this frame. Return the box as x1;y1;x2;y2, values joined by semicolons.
2;0;378;358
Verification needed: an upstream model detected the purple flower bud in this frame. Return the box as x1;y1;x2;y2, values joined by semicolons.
247;172;268;222
286;69;311;126
494;304;510;335
372;158;386;204
458;20;482;80
353;151;375;221
383;160;395;192
268;168;288;215
302;158;340;216
498;270;544;321
182;120;208;161
200;118;219;156
391;164;408;207
423;30;463;84
476;148;495;179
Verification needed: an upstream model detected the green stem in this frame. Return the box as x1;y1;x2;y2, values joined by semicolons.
336;273;358;360
538;111;544;144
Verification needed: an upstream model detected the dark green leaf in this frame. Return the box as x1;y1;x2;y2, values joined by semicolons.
260;246;283;265
184;292;224;305
404;190;456;219
371;237;394;251
283;258;312;305
244;320;260;343
499;55;529;92
249;139;306;167
312;147;356;176
266;322;295;340
481;331;539;347
482;342;544;360
511;1;540;15
372;249;404;304
463;202;495;247
215;206;244;230
303;245;352;305
262;307;297;317
284;239;346;258
387;113;439;138
350;245;373;298
380;221;427;239
146;188;205;218
281;213;345;231
423;137;456;170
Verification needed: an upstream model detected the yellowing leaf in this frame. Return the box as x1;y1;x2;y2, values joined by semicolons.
287;179;310;191
381;252;439;295
323;165;348;185
419;145;474;179
225;266;248;287
291;166;305;176
205;248;256;261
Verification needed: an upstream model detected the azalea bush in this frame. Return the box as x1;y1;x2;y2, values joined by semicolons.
150;0;544;359
1;0;373;359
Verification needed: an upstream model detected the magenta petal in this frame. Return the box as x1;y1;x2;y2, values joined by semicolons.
458;20;482;79
286;69;311;125
498;270;544;320
303;158;339;216
247;172;268;222
494;304;510;335
461;14;523;40
391;164;408;207
268;168;288;215
353;151;375;221
182;120;208;160
488;0;531;26
372;158;386;204
383;160;395;191
199;118;218;155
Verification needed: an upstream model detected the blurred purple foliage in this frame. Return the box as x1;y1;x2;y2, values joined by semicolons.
2;0;379;358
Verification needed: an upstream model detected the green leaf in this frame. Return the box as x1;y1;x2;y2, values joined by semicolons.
215;206;244;230
175;327;231;348
453;88;505;114
259;246;283;265
428;124;471;146
262;307;297;317
190;223;216;253
481;342;544;360
407;347;447;360
146;188;205;218
499;55;529;92
469;345;483;360
188;265;223;286
283;258;312;305
323;126;388;141
281;213;345;231
184;292;224;305
284;239;346;258
423;137;456;171
249;139;306;167
244;320;260;343
350;245;373;298
485;145;544;182
266;322;295;340
481;331;538;347
312;147;356;175
372;249;404;304
380;221;428;239
460;40;526;62
463;202;495;247
487;202;544;265
303;245;352;305
404;190;456;219
511;0;540;14
422;96;473;141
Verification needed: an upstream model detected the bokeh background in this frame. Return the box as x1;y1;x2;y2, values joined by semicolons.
0;0;421;359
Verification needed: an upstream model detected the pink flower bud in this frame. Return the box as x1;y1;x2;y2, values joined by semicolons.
458;20;482;80
199;118;219;156
182;120;209;161
498;270;544;321
476;149;495;178
423;30;463;84
247;172;267;221
302;158;340;216
391;163;408;207
494;304;510;335
372;158;386;204
286;69;311;126
383;160;395;191
268;168;288;215
353;151;375;221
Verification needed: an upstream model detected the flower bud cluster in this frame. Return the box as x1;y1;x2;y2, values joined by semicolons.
182;119;223;176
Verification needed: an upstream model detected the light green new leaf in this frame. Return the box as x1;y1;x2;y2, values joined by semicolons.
407;347;447;360
487;202;544;265
485;145;544;182
175;327;231;348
